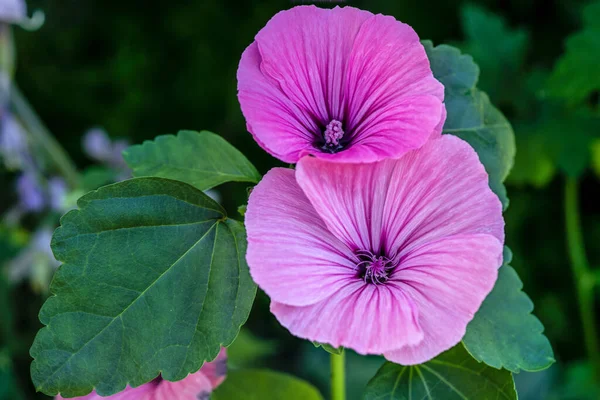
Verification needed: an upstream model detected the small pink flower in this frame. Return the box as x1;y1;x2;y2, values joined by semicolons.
237;5;445;164
245;135;504;364
56;349;227;400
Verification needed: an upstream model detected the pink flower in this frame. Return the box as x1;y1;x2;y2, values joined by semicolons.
245;136;504;364
56;349;227;400
237;5;445;164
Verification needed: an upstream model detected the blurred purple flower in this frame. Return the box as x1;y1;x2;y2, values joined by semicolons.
83;127;112;160
0;0;26;24
48;176;67;211
6;226;59;290
16;171;44;212
0;111;29;169
83;127;129;169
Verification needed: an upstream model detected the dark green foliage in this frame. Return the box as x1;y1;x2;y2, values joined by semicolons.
30;178;256;397
424;41;515;209
124;130;261;191
547;1;600;106
363;344;517;400
463;261;555;372
212;370;324;400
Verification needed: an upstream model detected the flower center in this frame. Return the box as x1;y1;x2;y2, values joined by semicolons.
355;250;394;285
321;119;344;153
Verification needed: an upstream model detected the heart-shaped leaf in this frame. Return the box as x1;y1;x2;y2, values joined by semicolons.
30;178;256;397
123;130;261;191
363;343;517;400
463;260;555;373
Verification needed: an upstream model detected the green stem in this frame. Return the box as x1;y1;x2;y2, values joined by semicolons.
331;351;346;400
565;177;600;377
9;84;80;188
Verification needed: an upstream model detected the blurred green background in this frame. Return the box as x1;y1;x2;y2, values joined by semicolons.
2;0;600;399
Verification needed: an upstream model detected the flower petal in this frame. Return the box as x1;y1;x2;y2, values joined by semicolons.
56;350;227;399
338;14;445;161
237;6;372;163
271;280;423;354
153;372;213;400
198;348;228;389
237;42;318;163
295;135;504;256
246;168;357;307
384;234;503;364
238;5;444;163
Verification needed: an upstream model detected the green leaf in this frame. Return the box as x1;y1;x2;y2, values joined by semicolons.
514;106;598;178
591;139;600;179
460;4;529;104
227;329;277;368
463;261;554;373
212;369;324;400
123;130;261;191
506;125;556;188
80;166;117;191
0;350;25;400
424;41;515;210
363;343;517;400
557;361;600;400
30;178;257;397
547;1;600;105
312;341;344;355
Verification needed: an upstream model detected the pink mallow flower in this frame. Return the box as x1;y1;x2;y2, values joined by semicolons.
56;349;227;400
237;5;445;164
245;135;504;364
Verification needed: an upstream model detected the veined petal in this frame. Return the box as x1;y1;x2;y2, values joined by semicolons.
296;135;503;256
256;5;372;124
246;168;357;307
342;14;444;159
271;280;423;354
385;234;502;364
238;5;444;163
317;95;443;163
237;42;317;163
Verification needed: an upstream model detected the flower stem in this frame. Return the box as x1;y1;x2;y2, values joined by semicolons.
330;351;346;400
9;84;80;188
565;177;600;377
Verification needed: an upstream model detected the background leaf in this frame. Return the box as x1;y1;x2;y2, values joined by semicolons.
547;0;600;105
463;258;555;373
506;124;556;188
123;130;261;191
30;178;256;397
0;350;25;400
226;329;277;368
460;4;530;105
424;41;516;210
363;343;517;400
211;369;324;400
554;362;600;400
590;139;600;179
